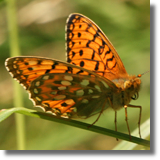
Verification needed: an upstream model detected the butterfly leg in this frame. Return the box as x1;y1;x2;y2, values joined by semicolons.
127;104;142;138
88;99;108;128
124;105;131;140
114;111;119;141
107;98;119;140
108;98;119;140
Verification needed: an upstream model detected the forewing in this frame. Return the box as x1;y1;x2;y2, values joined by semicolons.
66;13;128;80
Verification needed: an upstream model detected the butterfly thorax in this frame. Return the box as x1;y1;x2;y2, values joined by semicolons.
110;76;141;110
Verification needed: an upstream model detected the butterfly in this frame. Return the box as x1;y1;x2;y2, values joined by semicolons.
5;13;143;139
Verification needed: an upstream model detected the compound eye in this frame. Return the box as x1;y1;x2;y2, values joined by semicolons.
131;92;139;100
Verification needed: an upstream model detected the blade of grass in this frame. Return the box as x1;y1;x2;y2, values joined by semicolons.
5;0;25;150
0;108;150;147
113;118;150;150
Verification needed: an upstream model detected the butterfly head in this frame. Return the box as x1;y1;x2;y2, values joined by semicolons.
123;70;149;98
123;76;141;101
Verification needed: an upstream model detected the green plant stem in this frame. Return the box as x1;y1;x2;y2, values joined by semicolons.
5;0;25;150
0;108;150;147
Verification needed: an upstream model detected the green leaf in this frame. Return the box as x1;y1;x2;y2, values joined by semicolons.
0;108;150;147
113;118;150;150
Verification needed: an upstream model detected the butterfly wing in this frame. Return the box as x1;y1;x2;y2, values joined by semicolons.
29;72;111;118
5;56;117;118
5;57;59;89
66;13;129;80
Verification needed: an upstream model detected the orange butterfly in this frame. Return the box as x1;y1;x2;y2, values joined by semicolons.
5;13;143;139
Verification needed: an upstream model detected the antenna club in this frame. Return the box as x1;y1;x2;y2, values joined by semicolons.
137;74;142;78
137;70;149;77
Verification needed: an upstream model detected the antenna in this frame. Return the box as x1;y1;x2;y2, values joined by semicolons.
137;70;150;78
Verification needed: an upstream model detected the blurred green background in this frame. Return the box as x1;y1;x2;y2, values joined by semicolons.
0;0;150;150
